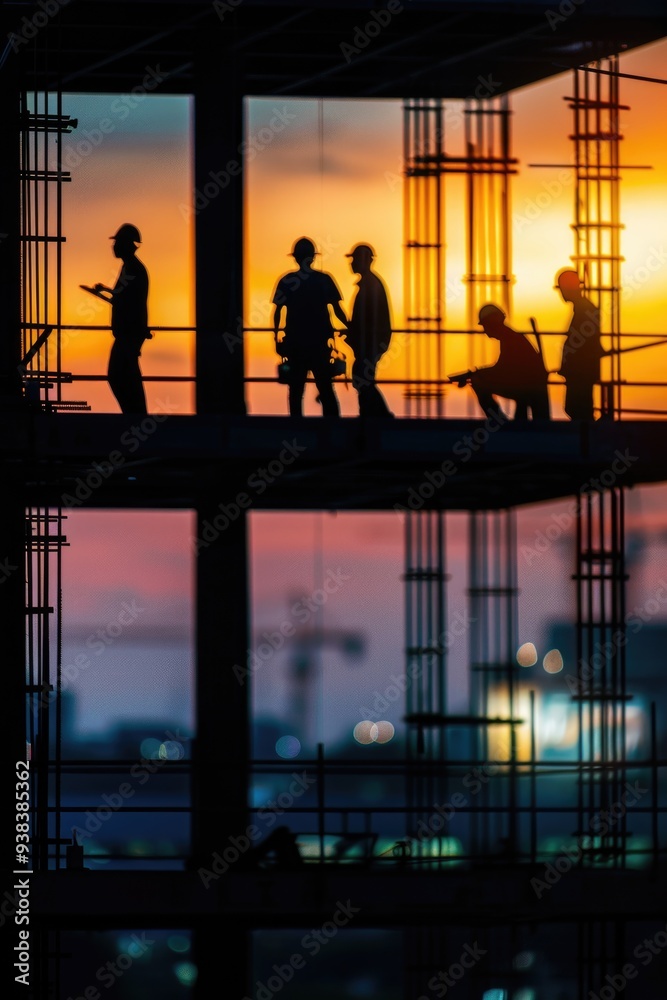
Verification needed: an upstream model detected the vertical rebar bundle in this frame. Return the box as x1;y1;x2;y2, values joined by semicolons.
403;98;445;418
569;57;623;418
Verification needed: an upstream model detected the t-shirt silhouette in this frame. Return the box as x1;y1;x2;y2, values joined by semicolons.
272;269;342;351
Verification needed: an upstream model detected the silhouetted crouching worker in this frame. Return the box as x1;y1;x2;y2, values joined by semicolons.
272;237;347;417
469;304;549;420
95;223;151;415
556;269;602;421
345;243;393;418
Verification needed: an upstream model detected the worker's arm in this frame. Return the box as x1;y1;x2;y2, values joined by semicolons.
332;301;348;328
272;304;284;352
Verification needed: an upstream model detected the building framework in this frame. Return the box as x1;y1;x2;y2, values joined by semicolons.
2;3;667;999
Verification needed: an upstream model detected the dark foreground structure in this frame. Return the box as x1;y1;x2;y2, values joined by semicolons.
2;3;667;998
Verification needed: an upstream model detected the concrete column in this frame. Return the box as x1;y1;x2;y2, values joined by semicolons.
0;493;27;985
192;484;250;867
0;52;22;396
193;30;246;415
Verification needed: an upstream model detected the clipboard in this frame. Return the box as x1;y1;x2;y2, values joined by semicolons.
80;284;111;301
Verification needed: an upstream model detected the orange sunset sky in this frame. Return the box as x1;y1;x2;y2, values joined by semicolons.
53;38;667;747
56;36;667;419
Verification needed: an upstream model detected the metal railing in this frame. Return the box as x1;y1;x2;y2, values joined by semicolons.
19;323;667;418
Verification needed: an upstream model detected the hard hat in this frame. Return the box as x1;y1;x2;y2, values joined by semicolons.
477;303;506;325
346;243;375;259
555;268;581;291
290;237;317;261
110;223;142;244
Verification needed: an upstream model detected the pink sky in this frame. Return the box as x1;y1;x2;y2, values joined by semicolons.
55;41;667;746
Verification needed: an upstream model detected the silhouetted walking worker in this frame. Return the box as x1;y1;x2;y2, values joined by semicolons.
345;243;393;418
456;304;549;420
556;268;602;421
272;237;347;417
94;223;150;414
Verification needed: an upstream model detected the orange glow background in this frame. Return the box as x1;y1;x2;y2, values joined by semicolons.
57;38;667;418
51;41;667;749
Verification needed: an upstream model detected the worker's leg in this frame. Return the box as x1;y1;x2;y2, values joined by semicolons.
352;357;392;417
287;358;308;416
312;356;340;417
108;341;147;414
472;385;505;420
529;388;551;420
564;380;594;420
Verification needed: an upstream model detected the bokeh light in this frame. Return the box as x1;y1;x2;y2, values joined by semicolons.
354;720;395;744
86;840;110;865
174;962;198;986
371;721;395;744
353;721;375;744
543;648;564;673
168;935;190;953
140;737;162;759
275;735;301;758
159;740;184;760
516;642;538;667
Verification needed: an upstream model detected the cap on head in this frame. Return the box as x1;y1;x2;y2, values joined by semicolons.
110;223;141;245
477;303;506;325
346;243;375;261
291;237;317;263
555;268;581;292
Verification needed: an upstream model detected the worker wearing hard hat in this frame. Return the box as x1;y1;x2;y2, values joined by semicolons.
555;269;602;420
459;304;549;420
93;223;151;414
272;237;347;417
345;242;394;418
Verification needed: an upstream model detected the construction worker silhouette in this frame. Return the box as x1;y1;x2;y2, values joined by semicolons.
556;269;602;420
94;223;150;414
345;243;394;418
272;237;347;417
464;304;549;420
